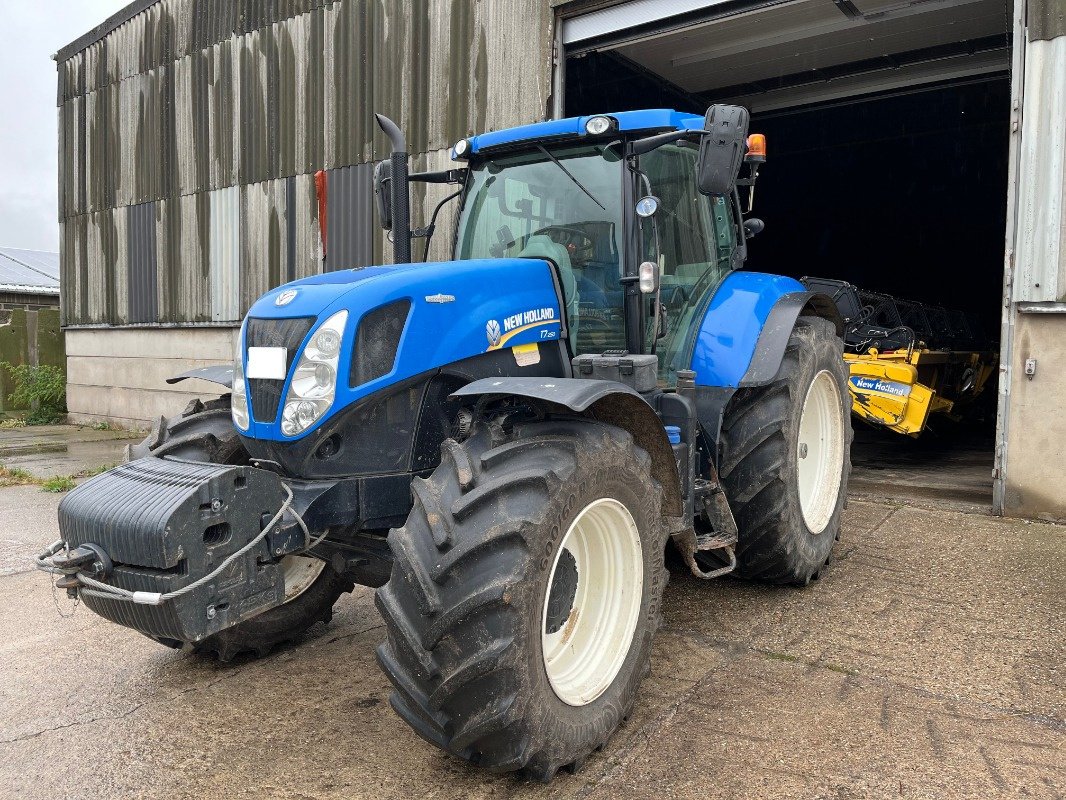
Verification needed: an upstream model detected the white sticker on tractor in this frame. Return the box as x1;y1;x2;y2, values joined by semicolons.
246;346;288;380
513;342;541;367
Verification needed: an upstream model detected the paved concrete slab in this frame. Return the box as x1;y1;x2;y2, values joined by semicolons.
850;428;995;508
0;424;139;479
0;490;1062;799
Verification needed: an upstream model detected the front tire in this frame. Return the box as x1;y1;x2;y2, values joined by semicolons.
376;419;668;780
127;395;352;660
718;315;852;584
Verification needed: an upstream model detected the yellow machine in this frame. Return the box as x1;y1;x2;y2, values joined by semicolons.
845;348;996;436
799;276;997;438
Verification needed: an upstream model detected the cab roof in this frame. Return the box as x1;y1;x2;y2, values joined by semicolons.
460;109;704;158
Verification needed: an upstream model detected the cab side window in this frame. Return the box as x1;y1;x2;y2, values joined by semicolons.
639;143;736;382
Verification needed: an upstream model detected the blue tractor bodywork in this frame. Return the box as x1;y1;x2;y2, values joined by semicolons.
462;109;704;155
241;258;563;441
688;271;807;388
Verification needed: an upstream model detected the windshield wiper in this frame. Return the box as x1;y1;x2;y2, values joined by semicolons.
534;145;606;211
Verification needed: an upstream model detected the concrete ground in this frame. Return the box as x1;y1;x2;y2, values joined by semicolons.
1;472;1062;799
0;423;139;479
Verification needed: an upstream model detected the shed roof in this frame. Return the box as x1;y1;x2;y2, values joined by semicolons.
55;0;159;62
0;248;60;295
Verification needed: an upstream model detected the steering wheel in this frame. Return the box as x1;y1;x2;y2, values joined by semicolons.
533;225;596;266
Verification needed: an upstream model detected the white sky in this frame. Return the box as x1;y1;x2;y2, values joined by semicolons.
0;0;130;252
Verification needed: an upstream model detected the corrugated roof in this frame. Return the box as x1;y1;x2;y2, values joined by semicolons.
0;248;61;295
55;0;160;63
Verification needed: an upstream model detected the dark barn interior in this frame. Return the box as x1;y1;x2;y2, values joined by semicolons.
566;26;1011;505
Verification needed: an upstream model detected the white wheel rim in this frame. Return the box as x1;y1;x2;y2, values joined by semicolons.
541;498;644;707
797;369;845;534
281;555;325;602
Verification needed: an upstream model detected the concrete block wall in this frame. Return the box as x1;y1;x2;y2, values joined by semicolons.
65;327;237;429
1003;313;1066;522
0;307;65;413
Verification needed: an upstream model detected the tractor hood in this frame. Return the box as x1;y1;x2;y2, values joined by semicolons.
238;258;564;442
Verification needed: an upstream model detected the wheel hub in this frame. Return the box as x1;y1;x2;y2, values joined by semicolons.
544;548;579;635
541;498;644;707
797;369;845;534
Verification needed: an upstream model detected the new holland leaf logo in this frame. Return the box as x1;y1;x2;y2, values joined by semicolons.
486;319;501;347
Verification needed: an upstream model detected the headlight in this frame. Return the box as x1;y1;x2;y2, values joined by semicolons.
231;338;250;431
280;310;347;437
452;138;470;159
585;115;614;136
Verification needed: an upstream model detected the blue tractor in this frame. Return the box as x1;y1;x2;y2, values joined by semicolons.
43;106;851;780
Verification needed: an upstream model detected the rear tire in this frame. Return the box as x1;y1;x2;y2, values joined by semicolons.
127;395;352;660
376;419;668;780
718;316;852;585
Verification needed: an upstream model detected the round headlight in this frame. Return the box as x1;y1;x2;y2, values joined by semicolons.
314;362;335;391
453;138;470;157
585;116;613;136
296;401;318;427
314;328;341;357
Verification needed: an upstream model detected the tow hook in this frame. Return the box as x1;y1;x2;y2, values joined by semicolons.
39;541;113;597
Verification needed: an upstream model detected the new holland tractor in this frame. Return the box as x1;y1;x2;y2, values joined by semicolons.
39;106;851;780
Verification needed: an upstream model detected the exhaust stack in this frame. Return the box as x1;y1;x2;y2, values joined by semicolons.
375;114;412;264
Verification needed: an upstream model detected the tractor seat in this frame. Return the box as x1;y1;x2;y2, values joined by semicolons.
518;235;580;340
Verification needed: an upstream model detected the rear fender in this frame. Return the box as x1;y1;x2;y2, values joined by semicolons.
451;377;683;519
689;272;844;462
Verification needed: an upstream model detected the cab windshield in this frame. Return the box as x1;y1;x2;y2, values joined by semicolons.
455;145;626;354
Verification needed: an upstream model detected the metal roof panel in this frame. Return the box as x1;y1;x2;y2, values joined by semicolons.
0;247;61;292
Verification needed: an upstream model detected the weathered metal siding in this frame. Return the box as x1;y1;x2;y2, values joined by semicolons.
1012;31;1066;304
126;202;159;322
209;186;241;322
58;0;556;327
324;163;374;271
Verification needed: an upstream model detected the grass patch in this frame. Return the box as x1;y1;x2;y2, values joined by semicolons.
761;650;804;665
0;417;27;429
0;466;36;487
0;463;115;492
41;475;77;493
75;464;114;479
759;648;858;676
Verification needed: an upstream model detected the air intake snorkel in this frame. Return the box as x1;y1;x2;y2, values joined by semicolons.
375;114;412;264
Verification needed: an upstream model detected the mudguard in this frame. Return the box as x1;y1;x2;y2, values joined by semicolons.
451;377;683;519
688;271;843;463
689;271;842;389
166;365;234;388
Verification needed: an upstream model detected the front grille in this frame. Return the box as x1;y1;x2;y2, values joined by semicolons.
350;300;410;387
246;316;315;423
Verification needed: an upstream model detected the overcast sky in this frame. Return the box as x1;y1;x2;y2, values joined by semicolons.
0;0;129;252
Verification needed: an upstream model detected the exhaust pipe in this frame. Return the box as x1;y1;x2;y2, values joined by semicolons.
375;114;412;264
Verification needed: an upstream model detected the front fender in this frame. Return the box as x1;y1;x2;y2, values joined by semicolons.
451;377;683;519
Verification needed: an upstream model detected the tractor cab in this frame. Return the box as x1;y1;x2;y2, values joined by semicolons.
384;108;765;383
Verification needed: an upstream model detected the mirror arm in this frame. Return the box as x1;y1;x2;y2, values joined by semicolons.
409;168;466;185
627;128;707;157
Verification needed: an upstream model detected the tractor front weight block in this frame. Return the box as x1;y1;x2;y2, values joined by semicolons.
57;457;297;644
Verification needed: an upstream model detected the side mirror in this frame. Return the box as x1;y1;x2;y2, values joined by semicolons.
697;104;750;196
373;160;393;231
743;218;765;238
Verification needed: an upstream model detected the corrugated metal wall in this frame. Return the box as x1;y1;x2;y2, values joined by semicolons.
1012;32;1066;304
58;0;555;326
